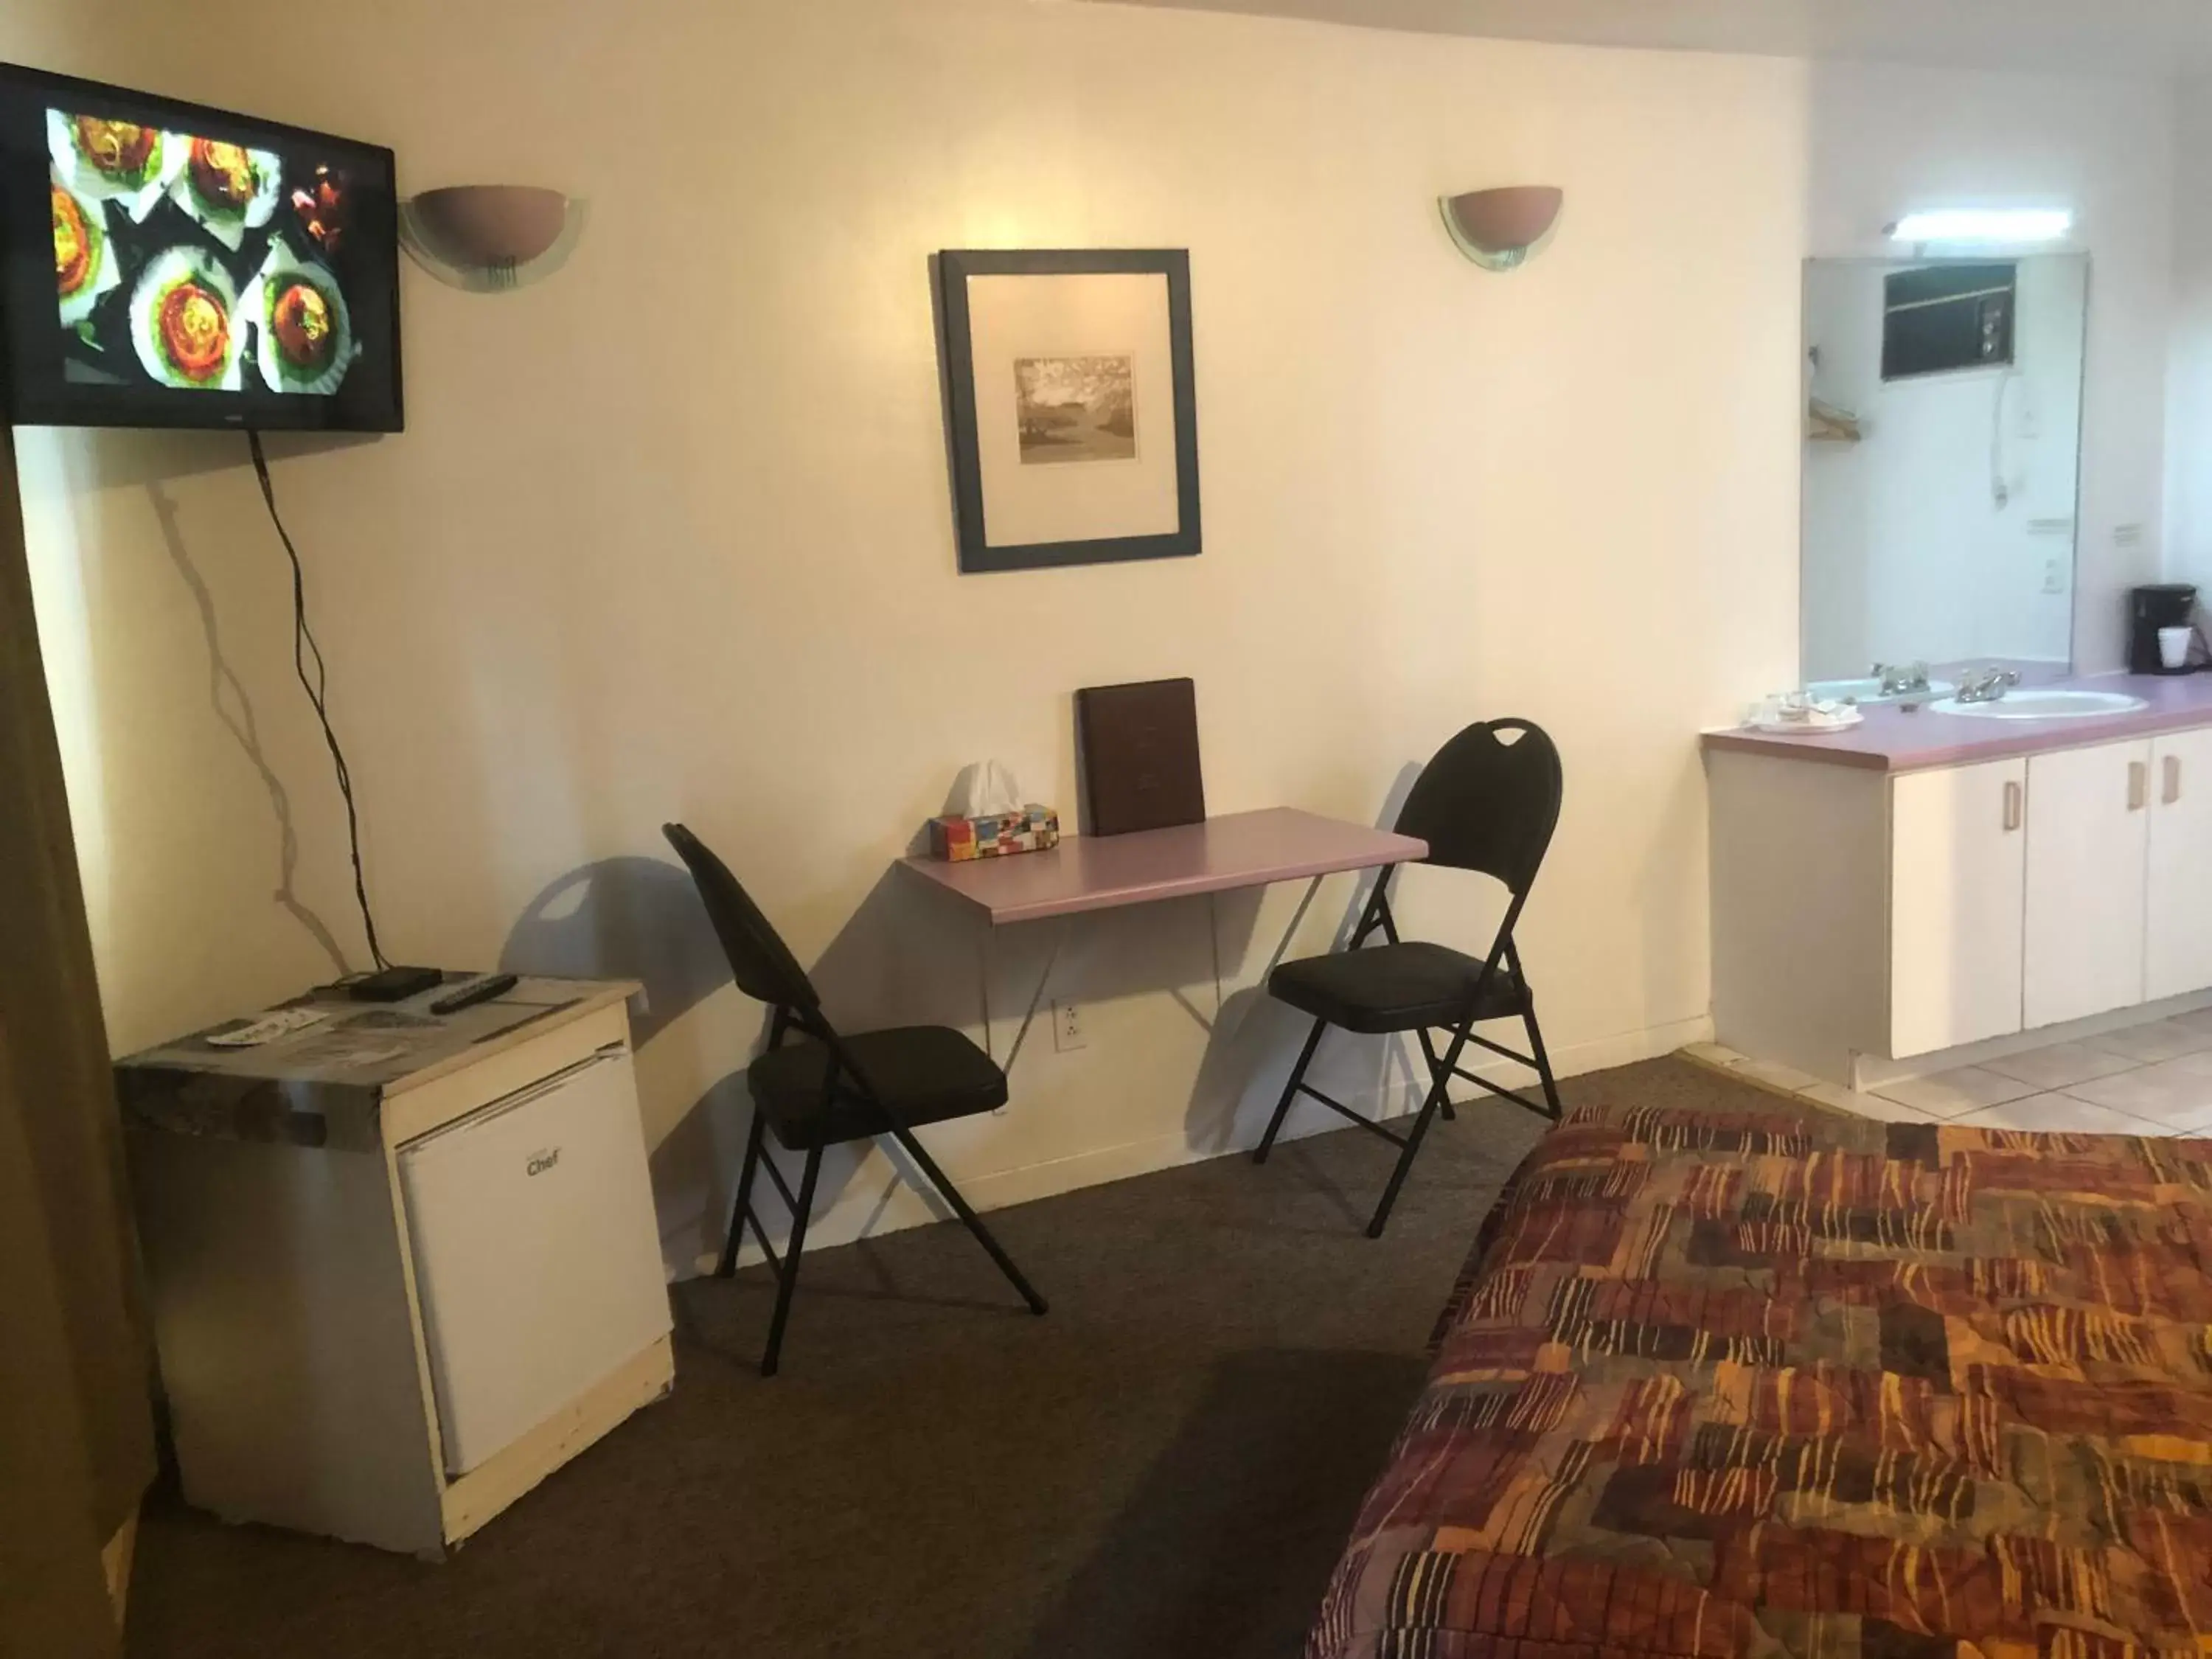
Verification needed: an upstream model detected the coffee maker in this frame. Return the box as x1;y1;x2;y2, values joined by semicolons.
2130;584;2202;675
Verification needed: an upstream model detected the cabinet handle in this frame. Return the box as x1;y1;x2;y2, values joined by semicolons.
2129;761;2149;811
2167;754;2183;806
2003;779;2023;832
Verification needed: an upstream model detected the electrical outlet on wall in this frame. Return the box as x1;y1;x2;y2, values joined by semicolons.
1054;1000;1087;1053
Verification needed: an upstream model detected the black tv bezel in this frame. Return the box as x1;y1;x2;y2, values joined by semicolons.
0;63;404;434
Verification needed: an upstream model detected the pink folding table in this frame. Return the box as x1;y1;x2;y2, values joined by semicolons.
899;807;1427;1065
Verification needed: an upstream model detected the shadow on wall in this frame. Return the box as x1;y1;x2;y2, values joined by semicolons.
513;756;1433;1278
648;857;1242;1268
145;480;349;975
21;420;424;1042
653;860;1006;1272
498;855;729;1044
1179;760;1427;1158
499;855;741;1269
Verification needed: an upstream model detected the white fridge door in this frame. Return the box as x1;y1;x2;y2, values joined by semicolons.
397;1048;671;1475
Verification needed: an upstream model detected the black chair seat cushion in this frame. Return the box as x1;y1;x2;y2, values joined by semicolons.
1268;942;1528;1035
747;1026;1008;1152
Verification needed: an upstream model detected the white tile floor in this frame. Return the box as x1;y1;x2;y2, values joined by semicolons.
1686;1009;2212;1136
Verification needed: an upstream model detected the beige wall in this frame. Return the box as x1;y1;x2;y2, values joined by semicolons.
13;0;1823;1273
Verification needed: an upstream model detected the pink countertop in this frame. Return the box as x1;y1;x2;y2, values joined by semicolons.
1702;672;2212;773
899;807;1426;925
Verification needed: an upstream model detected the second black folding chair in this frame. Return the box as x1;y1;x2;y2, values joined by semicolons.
665;823;1047;1376
1253;719;1565;1237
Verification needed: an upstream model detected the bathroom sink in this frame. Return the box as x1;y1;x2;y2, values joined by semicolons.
1806;677;1958;704
1927;689;2150;720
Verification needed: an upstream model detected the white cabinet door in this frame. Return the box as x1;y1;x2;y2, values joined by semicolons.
1891;758;2027;1057
2148;727;2212;1001
2024;739;2151;1030
398;1050;671;1475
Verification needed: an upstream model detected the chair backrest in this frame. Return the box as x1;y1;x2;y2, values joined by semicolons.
663;824;822;1013
1393;719;1563;900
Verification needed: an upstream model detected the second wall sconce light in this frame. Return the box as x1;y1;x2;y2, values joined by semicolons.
1439;187;1564;271
399;186;588;292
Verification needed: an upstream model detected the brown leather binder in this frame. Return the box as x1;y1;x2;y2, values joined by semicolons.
1075;678;1206;837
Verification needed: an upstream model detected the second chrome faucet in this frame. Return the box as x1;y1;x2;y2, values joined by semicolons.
1955;667;2022;705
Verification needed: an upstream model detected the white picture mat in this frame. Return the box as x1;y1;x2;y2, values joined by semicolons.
967;271;1181;549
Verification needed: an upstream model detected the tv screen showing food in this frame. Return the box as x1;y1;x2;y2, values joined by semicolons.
0;65;401;431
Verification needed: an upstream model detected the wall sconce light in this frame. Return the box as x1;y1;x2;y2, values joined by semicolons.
1439;187;1564;271
398;186;587;292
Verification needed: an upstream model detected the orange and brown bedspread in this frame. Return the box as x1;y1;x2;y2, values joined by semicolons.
1309;1103;2212;1659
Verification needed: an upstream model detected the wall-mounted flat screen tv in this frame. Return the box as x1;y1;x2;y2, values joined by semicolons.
0;65;401;432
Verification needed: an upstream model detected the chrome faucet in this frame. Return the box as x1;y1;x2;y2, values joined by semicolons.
1871;661;1933;697
1955;667;2021;705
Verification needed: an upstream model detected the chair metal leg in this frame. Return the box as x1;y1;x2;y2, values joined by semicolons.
1415;1029;1455;1123
885;1123;1048;1316
717;1109;768;1279
1254;1018;1328;1164
1367;1025;1472;1239
1523;1000;1563;1120
759;1147;822;1378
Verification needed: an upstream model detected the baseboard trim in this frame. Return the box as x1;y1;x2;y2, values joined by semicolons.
692;1012;1711;1279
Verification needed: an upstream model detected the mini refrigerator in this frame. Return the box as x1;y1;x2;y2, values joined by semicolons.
397;1046;671;1475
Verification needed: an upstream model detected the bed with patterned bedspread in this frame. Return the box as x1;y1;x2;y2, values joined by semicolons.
1308;1102;2212;1659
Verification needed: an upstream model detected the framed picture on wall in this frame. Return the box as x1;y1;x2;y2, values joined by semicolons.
935;248;1201;574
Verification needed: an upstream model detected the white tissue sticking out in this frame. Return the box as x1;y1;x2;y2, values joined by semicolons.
949;759;1025;818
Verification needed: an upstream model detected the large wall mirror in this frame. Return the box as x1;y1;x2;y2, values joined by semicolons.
1801;253;2089;698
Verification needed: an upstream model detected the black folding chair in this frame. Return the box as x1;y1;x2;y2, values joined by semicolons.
1252;720;1565;1237
664;824;1048;1376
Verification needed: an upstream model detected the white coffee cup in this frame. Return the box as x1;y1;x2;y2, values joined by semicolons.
2161;625;2193;670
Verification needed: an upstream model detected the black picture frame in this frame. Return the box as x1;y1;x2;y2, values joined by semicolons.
936;248;1201;574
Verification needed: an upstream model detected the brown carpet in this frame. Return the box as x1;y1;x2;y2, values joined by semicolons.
122;1058;1802;1659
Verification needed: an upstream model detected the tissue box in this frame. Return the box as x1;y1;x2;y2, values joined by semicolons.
930;805;1060;861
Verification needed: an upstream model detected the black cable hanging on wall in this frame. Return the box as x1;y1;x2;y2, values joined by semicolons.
246;431;389;972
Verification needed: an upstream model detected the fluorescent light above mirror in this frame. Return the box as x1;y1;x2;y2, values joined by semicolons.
1888;209;2074;245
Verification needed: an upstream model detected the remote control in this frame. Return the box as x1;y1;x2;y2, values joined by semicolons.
429;974;519;1016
